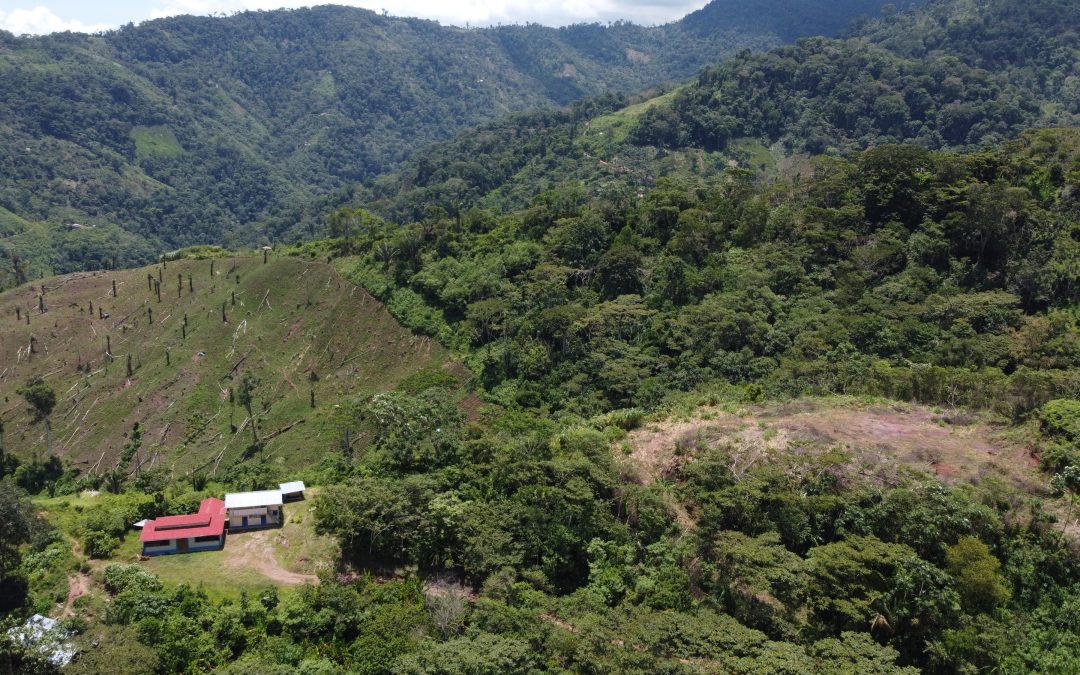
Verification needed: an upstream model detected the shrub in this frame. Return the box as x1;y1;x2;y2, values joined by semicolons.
83;530;119;559
1041;399;1080;444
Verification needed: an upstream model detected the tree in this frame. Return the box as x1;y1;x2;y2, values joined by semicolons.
17;378;56;456
394;634;539;674
0;478;47;612
945;537;1010;613
0;478;38;583
328;208;376;254
595;244;643;299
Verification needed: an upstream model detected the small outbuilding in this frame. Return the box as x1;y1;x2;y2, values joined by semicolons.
139;498;226;556
224;490;283;530
279;480;306;502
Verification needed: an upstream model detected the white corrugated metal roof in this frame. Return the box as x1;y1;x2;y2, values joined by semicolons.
224;490;283;509
133;519;149;529
279;481;305;494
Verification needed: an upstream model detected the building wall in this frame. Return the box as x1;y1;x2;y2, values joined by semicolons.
188;534;225;551
228;506;282;530
142;534;224;556
143;539;177;555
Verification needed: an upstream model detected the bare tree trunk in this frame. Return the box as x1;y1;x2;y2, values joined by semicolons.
246;405;260;445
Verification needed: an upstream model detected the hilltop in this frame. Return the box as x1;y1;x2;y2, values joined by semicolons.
0;252;461;482
0;0;917;283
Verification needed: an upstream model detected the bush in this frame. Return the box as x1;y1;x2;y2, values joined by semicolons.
1041;399;1080;444
103;563;163;594
83;530;119;559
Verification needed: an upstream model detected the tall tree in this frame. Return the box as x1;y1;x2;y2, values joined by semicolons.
17;378;56;456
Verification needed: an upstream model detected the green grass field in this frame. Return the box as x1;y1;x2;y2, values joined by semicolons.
585;88;680;147
130;125;184;159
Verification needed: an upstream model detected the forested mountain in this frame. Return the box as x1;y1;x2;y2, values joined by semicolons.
4;1;1080;673
258;126;1080;673
338;130;1080;414
0;0;914;285
633;0;1080;152
369;0;1080;220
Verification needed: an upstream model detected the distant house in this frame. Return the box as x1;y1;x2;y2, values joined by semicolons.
279;480;306;502
139;498;226;556
225;490;283;530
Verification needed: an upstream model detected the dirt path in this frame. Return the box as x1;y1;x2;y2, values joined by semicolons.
61;573;91;617
224;529;319;585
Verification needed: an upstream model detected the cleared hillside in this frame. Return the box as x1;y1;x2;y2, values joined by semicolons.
0;254;459;475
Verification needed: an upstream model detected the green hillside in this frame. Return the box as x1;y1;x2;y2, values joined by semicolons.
0;252;460;482
632;0;1080;153
367;0;1079;220
340;128;1080;415
0;0;916;281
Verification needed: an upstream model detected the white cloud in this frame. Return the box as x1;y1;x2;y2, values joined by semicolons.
0;6;112;34
144;0;708;28
0;1;710;35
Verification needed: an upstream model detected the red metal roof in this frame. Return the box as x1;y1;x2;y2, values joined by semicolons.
140;498;226;542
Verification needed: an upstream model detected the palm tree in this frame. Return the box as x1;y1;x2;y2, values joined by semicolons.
104;468;125;494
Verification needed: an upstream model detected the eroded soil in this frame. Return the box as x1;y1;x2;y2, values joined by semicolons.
623;398;1044;495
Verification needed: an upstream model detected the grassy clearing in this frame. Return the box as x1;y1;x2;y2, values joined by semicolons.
273;489;339;575
586;88;680;146
137;544;286;602
130;125;183;159
729;137;777;175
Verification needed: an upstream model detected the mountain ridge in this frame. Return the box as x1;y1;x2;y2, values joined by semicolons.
0;0;918;285
365;0;1079;221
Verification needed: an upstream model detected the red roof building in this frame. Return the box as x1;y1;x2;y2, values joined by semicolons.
139;498;226;555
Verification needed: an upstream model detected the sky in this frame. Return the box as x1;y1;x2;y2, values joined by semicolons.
0;0;713;34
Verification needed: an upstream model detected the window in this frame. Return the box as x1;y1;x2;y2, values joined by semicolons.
194;535;220;543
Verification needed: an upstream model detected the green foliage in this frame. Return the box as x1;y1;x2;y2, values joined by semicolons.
631;0;1079;154
347;129;1080;417
103;563;165;595
805;536;920;633
0;477;47;611
0;0;900;280
16;378;56;422
946;536;1011;613
711;531;809;637
1041;399;1080;444
83;530;120;559
394;633;539;675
